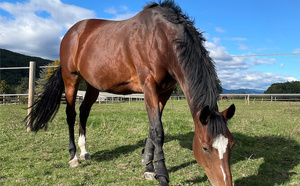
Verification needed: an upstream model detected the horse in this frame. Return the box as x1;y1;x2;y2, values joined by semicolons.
25;1;236;185
220;95;229;101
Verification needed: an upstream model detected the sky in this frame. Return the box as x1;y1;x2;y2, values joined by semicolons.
0;0;300;90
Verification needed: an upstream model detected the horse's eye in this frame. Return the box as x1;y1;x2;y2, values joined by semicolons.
202;147;210;153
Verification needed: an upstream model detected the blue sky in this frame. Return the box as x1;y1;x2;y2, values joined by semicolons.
1;0;299;90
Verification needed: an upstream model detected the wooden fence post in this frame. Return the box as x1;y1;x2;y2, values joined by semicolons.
247;94;250;105
98;91;101;105
27;61;36;132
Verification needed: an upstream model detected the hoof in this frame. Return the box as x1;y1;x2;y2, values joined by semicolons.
69;156;79;167
144;171;155;180
157;176;169;186
80;153;91;160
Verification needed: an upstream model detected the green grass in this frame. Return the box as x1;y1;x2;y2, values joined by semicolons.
0;100;299;185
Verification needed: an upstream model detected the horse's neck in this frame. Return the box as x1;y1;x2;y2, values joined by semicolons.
171;64;197;117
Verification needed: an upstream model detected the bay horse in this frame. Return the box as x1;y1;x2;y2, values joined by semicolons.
25;1;235;185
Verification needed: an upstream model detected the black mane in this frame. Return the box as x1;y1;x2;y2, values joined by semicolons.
145;0;219;116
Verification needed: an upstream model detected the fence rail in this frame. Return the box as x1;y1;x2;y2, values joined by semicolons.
1;93;300;105
1;62;300;106
0;92;146;105
0;94;28;105
220;93;300;104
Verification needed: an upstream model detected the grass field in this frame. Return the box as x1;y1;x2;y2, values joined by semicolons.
0;100;299;185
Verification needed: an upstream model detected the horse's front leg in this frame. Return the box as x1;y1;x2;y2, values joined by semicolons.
146;106;169;186
142;137;155;180
143;78;169;186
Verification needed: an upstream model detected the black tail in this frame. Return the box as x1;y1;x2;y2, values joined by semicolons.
25;66;64;131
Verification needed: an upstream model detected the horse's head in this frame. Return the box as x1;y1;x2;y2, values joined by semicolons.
193;104;235;186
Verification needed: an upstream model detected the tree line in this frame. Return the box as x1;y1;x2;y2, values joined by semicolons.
264;81;300;94
0;49;52;94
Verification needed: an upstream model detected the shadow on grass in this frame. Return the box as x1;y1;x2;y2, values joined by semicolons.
165;132;300;185
91;139;145;162
232;133;299;185
91;131;299;185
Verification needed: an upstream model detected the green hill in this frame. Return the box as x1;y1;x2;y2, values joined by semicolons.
264;81;300;93
0;49;53;86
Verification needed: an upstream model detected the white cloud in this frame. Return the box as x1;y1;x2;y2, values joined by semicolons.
0;1;135;60
205;41;250;70
215;27;225;33
293;48;300;53
280;63;284;68
225;37;247;41
218;70;297;90
205;40;230;58
0;0;96;59
104;7;118;15
254;47;280;52
238;44;248;50
202;32;210;40
250;57;276;65
104;5;136;20
205;40;296;90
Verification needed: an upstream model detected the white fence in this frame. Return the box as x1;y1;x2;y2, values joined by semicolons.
0;92;147;105
1;62;300;106
220;94;300;105
1;93;300;105
0;94;28;105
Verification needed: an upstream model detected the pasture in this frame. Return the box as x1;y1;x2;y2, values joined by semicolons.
0;100;299;185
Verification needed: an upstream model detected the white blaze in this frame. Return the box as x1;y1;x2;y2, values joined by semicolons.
220;165;226;183
212;134;228;160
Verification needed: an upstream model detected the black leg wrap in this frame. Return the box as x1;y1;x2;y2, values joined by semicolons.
145;161;154;173
142;138;155;180
142;138;154;165
154;150;165;162
154;160;169;185
154;150;169;184
144;161;155;180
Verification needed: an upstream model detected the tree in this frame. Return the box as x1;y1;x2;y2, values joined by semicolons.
46;60;60;80
35;67;48;94
216;78;223;94
0;80;10;94
173;83;183;94
36;60;60;94
265;81;300;93
15;77;29;94
0;49;52;86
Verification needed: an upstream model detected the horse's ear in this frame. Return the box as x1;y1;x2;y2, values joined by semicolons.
221;104;235;120
199;105;211;125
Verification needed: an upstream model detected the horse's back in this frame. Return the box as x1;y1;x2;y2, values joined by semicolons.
60;7;178;94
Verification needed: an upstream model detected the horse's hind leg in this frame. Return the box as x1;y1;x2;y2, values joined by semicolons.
64;72;80;167
78;84;99;160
